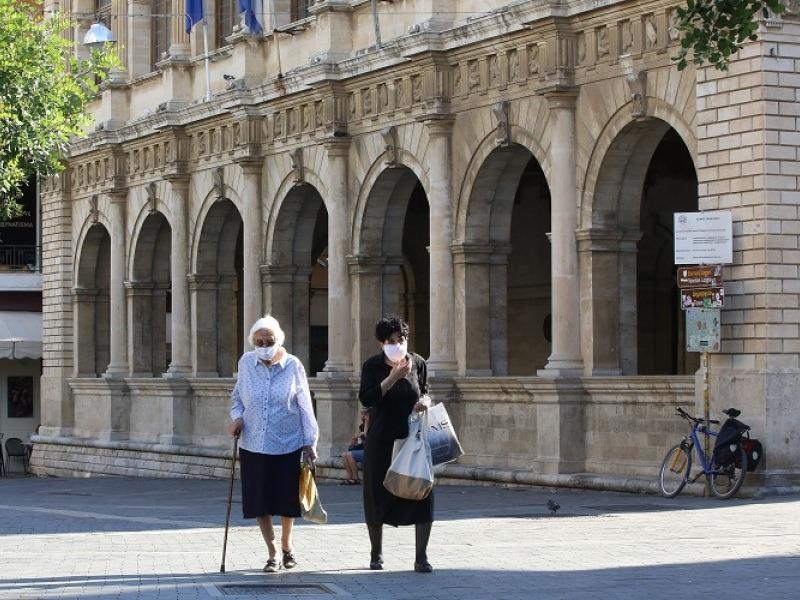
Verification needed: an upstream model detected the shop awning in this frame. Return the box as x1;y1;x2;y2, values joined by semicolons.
0;311;42;359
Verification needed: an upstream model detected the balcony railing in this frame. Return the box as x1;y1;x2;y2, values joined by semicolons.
0;245;40;272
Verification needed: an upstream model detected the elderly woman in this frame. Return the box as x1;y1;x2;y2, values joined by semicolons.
358;316;433;573
229;315;319;573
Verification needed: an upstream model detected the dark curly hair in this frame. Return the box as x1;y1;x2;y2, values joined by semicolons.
374;316;409;343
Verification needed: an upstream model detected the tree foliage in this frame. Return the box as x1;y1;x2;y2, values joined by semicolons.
674;0;786;71
0;0;118;219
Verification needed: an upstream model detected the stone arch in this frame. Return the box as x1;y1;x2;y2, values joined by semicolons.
455;125;552;244
350;157;431;366
453;139;552;375
128;212;172;376
74;221;111;376
580;98;697;229
351;149;431;256
578;101;699;376
263;180;328;372
190;197;244;377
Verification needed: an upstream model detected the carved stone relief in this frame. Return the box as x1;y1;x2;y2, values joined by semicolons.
212;167;225;200
288;109;298;135
378;84;388;112
453;64;462;93
274;112;284;138
527;45;540;76
145;182;157;214
491;101;511;147
488;55;500;86
668;10;680;41
621;20;633;54
625;69;647;119
362;88;373;115
348;92;356;119
290;148;304;185
380;126;397;166
508;50;520;81
577;33;586;65
397;79;408;108
302;105;310;131
89;194;99;223
468;60;480;90
597;27;610;58
411;75;422;103
314;101;324;127
644;14;658;49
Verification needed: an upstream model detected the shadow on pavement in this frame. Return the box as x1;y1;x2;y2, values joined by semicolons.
0;556;797;600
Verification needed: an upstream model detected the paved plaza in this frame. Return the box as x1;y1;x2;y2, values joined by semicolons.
0;475;798;600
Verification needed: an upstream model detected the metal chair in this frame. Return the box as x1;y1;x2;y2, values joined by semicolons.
5;437;29;474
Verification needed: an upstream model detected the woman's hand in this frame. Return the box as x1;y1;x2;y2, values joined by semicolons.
413;401;428;413
303;445;317;463
390;356;413;380
228;417;243;438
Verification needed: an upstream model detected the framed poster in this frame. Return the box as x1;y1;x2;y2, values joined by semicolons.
7;376;34;418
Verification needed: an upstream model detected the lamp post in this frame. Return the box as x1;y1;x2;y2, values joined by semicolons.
82;21;116;51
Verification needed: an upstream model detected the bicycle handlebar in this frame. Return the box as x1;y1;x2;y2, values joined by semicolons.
675;407;719;425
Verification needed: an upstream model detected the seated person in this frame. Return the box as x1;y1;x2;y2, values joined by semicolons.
341;410;369;485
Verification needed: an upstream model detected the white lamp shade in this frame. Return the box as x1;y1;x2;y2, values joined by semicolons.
83;22;116;51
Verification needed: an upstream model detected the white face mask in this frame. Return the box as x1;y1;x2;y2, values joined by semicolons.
255;344;278;362
382;341;407;363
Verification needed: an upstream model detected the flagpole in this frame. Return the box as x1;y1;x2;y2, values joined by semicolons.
202;15;212;101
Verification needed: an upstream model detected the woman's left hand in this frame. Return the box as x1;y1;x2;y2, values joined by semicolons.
413;401;427;413
303;445;317;462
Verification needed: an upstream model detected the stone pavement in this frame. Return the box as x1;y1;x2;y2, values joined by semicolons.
0;475;798;600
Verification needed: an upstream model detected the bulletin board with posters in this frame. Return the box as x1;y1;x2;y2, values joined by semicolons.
685;308;721;353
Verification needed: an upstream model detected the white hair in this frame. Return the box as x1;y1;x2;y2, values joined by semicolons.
248;314;286;348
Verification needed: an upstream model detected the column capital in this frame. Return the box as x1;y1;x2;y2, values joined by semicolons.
124;281;156;295
187;274;219;290
538;85;579;109
323;137;352;156
417;114;456;136
165;174;191;191
72;287;100;300
346;254;386;275
234;157;264;175
107;188;129;204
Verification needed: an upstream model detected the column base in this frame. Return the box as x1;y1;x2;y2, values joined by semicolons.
538;358;583;378
103;365;128;379
426;359;459;378
321;360;353;376
164;364;192;379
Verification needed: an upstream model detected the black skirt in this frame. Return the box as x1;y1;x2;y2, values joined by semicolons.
363;434;434;527
239;447;302;519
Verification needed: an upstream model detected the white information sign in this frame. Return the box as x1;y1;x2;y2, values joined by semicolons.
674;210;733;265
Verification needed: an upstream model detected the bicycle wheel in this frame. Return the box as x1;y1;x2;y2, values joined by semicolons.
658;443;692;498
709;444;747;499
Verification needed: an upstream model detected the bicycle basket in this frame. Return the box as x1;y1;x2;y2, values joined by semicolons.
738;438;763;472
712;418;750;467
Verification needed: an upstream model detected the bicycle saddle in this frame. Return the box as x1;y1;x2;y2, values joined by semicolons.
723;407;741;418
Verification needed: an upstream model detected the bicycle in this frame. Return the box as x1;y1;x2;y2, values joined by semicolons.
658;406;748;499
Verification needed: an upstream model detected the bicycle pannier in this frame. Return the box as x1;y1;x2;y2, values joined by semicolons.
739;438;763;472
712;418;749;467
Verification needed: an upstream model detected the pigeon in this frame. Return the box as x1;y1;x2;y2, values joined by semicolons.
547;499;560;516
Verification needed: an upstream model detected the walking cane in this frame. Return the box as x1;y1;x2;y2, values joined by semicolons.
220;434;239;573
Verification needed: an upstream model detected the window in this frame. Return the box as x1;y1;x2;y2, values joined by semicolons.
96;0;111;28
291;0;310;21
151;0;171;71
216;0;238;48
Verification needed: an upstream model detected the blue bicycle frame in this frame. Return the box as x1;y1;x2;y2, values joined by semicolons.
688;422;720;478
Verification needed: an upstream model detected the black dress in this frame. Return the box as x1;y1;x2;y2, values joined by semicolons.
359;352;434;526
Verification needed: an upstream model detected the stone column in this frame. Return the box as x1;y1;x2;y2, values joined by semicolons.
292;266;312;370
423;118;458;375
452;243;493;376
262;264;296;347
73;288;98;376
126;281;155;377
539;90;582;376
104;193;129;377
240;162;263;350
168;0;191;58
166;178;192;377
217;275;238;376
322;138;353;375
189;275;219;377
348;255;385;369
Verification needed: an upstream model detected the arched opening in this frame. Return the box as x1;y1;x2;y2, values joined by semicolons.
192;199;243;377
457;145;551;375
637;129;699;375
74;223;111;376
585;120;698;375
129;213;171;376
353;167;430;365
266;184;328;374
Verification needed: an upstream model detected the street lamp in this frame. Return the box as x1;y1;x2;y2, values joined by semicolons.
83;21;116;51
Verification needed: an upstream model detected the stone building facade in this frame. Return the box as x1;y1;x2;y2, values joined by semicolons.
31;0;800;492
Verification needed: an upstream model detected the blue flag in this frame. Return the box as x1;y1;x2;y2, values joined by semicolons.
238;0;263;34
186;0;204;33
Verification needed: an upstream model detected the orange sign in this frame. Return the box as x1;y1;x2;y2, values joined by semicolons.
681;287;724;309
